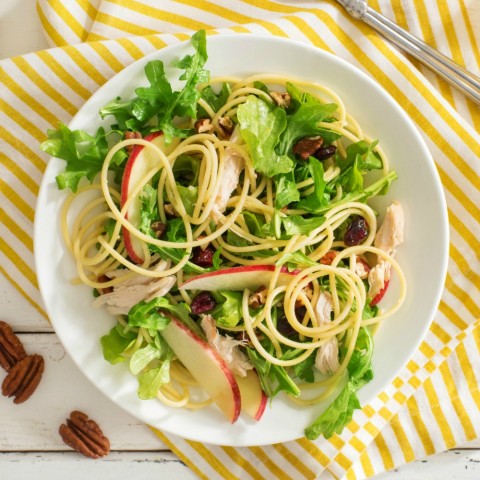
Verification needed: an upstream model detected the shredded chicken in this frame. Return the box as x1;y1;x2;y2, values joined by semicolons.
313;292;340;375
201;315;253;377
211;126;245;221
353;256;370;280
367;202;404;300
368;260;391;299
374;201;404;256
92;261;176;315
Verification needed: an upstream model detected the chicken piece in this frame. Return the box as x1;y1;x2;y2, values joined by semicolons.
93;261;176;315
353;255;371;279
368;260;391;300
374;201;404;256
314;292;340;375
200;315;253;377
211;126;245;221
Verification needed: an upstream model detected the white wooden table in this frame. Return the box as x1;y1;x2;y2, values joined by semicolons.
1;1;480;478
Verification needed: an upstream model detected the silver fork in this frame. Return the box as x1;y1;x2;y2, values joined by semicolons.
335;0;480;104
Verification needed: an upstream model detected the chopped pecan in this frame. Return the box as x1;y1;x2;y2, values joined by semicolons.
218;116;234;138
194;118;214;134
292;136;324;161
294;283;314;309
270;91;291;109
163;203;177;217
124;131;142;154
59;411;110;459
0;321;27;371
2;354;44;404
248;286;268;309
151;221;167;238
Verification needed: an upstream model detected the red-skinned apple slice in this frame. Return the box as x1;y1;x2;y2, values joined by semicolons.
236;369;268;421
180;265;298;291
121;132;179;264
161;316;241;423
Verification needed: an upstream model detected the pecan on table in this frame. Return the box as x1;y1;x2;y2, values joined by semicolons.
0;320;27;371
59;411;110;459
1;354;44;404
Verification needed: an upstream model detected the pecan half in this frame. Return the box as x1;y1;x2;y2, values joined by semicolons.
194;118;214;134
0;321;27;371
270;91;291;109
124;131;142;154
59;411;110;459
292;136;324;161
2;354;44;404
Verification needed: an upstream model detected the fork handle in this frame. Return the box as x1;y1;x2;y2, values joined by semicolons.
340;0;480;104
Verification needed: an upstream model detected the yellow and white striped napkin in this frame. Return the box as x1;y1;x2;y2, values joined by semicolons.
1;0;479;478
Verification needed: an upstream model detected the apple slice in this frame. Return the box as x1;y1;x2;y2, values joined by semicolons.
180;265;298;291
121;131;179;264
236;369;268;421
162;316;241;423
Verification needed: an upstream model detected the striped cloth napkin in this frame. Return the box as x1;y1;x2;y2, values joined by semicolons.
1;0;479;478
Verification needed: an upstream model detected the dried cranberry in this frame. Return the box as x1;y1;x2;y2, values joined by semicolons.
277;307;306;337
344;216;369;246
190;291;216;315
315;145;337;160
191;246;215;267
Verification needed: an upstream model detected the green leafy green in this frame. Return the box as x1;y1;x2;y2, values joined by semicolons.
129;343;162;375
100;324;137;364
197;82;231;117
211;291;243;327
305;327;374;439
237;95;293;177
137;350;173;400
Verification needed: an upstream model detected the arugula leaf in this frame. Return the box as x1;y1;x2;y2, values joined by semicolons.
176;184;198;215
274;172;300;209
100;324;137;364
211;291;243;327
277;82;340;155
197;82;231;117
40;124;119;192
293;352;316;383
128;298;172;330
296;156;327;211
280;214;325;236
237;95;293;177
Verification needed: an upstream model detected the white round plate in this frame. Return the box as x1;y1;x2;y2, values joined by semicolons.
35;34;448;446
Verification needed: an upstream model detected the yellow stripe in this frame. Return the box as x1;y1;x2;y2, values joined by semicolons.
35;50;91;100
177;0;257;24
147;427;208;480
0;238;38;290
372;432;394;471
406;396;435;455
439;361;476;441
47;0;89;42
0;265;47;321
76;0;99;21
221;446;266;479
0;208;32;252
358;449;375;477
423;378;456;448
429;320;452;345
332;451;353;471
144;35;171;50
249;446;295;480
449;209;480;265
12;57;78;116
419;341;436;360
0;99;46;143
348;436;366;454
2;70;60;127
411;0;456;105
36;3;69;47
389;0;409;31
295;437;332;469
117;37;148;60
439;300;469;333
62;45;109;86
1;126;46;173
0;153;38;196
456;340;480;412
328;435;345;449
389;417;416;463
445;272;480;319
450;244;480;292
240;0;308;15
284;15;332;51
272;443;316;479
186;440;239;479
0;179;35;222
363;421;380;437
94;11;168;36
89;42;127;73
86;32;109;42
